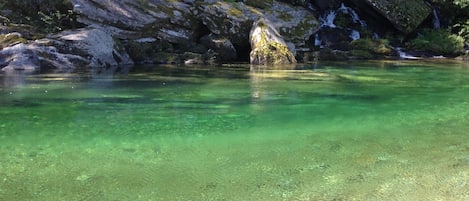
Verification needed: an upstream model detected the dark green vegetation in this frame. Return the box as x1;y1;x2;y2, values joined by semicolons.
403;0;469;55
350;38;392;59
407;29;465;55
0;0;82;34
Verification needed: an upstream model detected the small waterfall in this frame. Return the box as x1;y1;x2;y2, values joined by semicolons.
320;11;337;28
307;2;317;12
432;9;441;29
314;34;322;47
338;3;367;28
318;4;366;29
350;30;360;40
395;47;420;59
316;4;368;47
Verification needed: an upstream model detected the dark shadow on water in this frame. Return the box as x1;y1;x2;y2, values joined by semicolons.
0;100;42;108
131;64;251;79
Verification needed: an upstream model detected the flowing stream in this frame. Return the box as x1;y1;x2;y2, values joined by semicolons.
1;61;469;200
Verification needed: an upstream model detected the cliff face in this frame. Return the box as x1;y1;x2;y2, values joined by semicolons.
0;0;447;70
70;0;319;64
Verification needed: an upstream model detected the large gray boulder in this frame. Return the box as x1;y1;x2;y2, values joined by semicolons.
351;0;432;33
54;28;132;67
250;18;297;65
71;0;200;44
0;28;132;71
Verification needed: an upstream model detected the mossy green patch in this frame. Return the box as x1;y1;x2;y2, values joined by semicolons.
287;20;315;38
244;0;274;9
251;22;296;65
0;33;27;49
351;38;392;55
349;49;374;59
228;7;243;18
367;0;431;33
277;12;293;21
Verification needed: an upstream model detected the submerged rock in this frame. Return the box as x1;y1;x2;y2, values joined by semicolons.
249;18;297;65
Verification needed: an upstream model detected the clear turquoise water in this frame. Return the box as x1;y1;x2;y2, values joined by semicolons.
1;61;469;200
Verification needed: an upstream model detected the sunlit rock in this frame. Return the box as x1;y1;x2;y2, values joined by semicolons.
70;0;199;43
0;28;132;71
249;18;297;65
55;28;132;67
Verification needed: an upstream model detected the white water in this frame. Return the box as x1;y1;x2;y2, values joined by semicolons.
316;4;367;46
319;4;366;29
314;34;322;47
307;2;316;11
433;9;441;29
339;3;367;28
320;11;337;28
350;30;360;40
396;47;421;60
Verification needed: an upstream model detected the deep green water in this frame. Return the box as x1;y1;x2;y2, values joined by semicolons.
1;61;469;200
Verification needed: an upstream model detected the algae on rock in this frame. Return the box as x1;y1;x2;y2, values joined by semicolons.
359;0;432;33
249;18;297;65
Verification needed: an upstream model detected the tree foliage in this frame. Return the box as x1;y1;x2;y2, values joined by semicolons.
427;0;469;42
407;29;465;55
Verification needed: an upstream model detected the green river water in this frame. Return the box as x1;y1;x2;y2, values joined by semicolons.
0;61;468;200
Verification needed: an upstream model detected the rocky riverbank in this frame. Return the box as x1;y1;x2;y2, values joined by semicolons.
0;0;468;71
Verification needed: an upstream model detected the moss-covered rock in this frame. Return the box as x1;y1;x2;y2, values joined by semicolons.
196;1;259;52
358;0;432;33
244;0;274;9
350;38;392;59
316;48;349;61
0;33;26;49
249;18;297;65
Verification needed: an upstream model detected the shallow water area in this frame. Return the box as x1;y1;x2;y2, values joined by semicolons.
1;61;469;200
